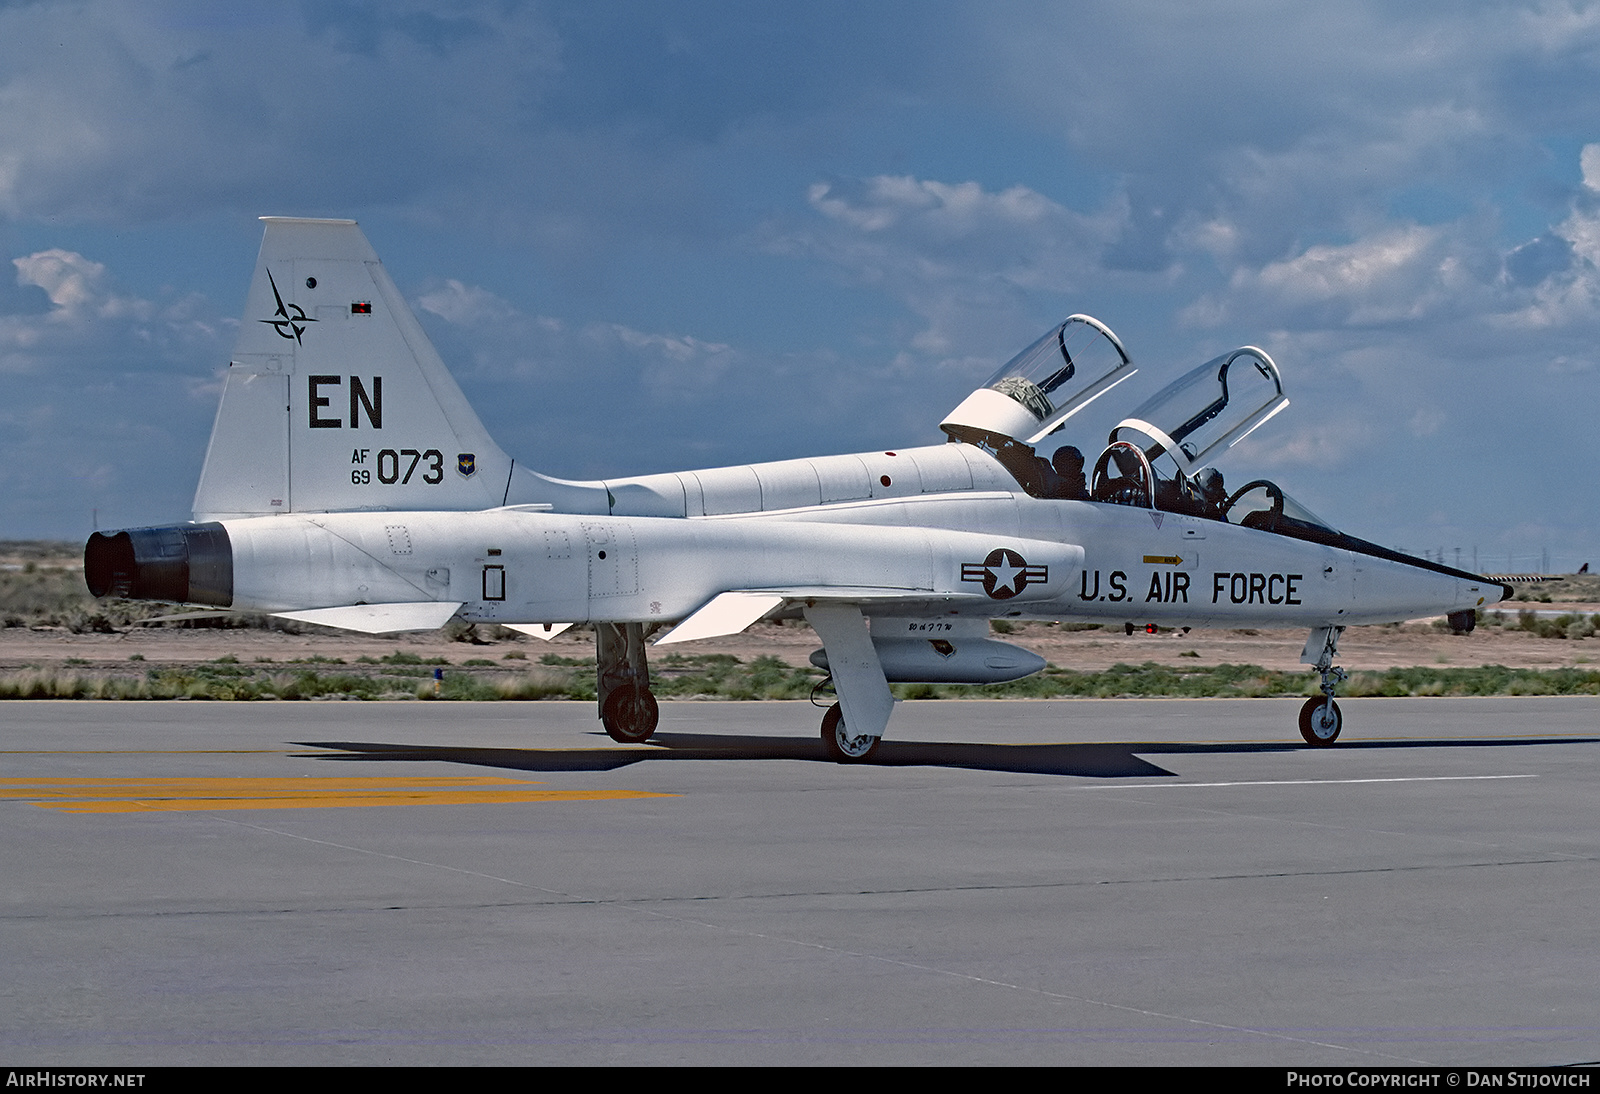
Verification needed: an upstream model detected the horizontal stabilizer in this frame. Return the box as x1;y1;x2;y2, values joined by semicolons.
655;592;784;646
502;622;575;641
272;601;463;634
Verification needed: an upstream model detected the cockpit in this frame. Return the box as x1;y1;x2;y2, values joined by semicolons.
941;317;1344;544
939;315;1137;502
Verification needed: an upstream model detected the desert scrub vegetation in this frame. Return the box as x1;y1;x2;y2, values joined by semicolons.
650;653;823;699
0;541;289;633
0;547;150;632
0;657;591;701
7;656;1597;702
1468;608;1600;640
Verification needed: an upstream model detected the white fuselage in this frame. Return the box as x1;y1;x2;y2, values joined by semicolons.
219;442;1493;630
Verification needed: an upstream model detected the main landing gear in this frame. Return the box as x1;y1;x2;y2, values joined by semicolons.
602;683;659;744
596;622;659;744
1299;625;1348;746
804;603;894;765
820;702;881;763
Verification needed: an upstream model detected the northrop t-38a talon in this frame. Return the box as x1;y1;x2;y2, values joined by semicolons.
85;218;1509;759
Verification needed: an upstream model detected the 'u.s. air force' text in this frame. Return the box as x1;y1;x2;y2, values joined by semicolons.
1078;569;1303;605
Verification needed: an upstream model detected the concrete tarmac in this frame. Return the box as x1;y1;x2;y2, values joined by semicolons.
2;697;1597;1066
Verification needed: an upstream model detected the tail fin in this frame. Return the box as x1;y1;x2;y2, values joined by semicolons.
193;218;513;520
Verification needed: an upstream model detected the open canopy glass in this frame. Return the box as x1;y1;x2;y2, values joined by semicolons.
1108;346;1288;477
940;315;1138;445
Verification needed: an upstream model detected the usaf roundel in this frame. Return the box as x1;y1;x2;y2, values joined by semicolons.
961;548;1049;600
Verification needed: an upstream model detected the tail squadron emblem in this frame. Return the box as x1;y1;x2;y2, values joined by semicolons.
260;269;316;344
457;453;476;477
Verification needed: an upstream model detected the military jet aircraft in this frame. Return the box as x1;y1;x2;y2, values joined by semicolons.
84;218;1508;760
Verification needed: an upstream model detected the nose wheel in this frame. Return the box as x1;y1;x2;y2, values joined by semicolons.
1298;695;1342;745
820;703;880;763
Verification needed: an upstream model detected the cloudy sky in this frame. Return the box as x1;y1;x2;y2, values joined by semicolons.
4;0;1599;572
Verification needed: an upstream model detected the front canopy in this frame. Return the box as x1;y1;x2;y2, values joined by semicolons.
1107;346;1288;477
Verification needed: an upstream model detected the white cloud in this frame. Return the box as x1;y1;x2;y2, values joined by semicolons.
1;248;230;378
1581;143;1600;191
1408;406;1446;438
1216;225;1471;328
413;277;943;478
808;176;1061;239
0;245;232;532
1494;146;1600;330
415;279;519;327
1236;419;1372;472
771;174;1126;366
974;2;1600;285
1258;228;1440;303
13;249;150;322
0;1;563;223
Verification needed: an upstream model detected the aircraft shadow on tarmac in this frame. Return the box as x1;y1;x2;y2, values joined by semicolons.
293;732;1600;780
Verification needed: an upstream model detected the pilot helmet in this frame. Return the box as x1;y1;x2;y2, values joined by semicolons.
1052;445;1084;474
1193;466;1225;498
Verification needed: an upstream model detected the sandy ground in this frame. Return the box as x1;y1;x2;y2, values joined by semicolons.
4;610;1599;676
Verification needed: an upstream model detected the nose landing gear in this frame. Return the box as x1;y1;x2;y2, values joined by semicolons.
1299;625;1347;746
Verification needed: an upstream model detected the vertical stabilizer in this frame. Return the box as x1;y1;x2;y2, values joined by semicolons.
193;218;514;520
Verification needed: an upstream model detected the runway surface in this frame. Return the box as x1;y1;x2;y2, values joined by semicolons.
2;697;1597;1066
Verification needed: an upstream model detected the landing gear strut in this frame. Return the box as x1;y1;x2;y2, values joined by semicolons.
596;622;659;743
1299;625;1347;746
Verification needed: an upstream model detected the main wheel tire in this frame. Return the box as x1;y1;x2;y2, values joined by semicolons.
820;702;880;763
602;683;659;744
1298;696;1342;746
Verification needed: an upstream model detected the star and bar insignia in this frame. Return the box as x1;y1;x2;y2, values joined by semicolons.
961;548;1049;600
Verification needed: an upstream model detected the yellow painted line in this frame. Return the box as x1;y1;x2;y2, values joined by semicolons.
1;777;677;813
0;750;293;755
0;776;538;789
45;790;674;814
